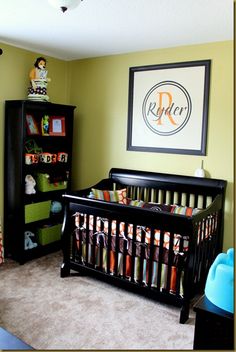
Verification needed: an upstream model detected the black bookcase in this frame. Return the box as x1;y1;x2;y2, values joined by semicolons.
4;100;75;264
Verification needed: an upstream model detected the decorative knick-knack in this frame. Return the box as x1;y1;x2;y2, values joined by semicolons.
27;57;51;101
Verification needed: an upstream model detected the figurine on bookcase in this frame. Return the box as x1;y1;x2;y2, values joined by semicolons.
25;174;36;194
27;57;51;102
24;231;37;250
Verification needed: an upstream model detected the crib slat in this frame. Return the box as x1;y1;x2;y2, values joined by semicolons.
204;219;211;272
175;236;184;296
150;188;155;203
114;221;120;276
147;228;155;289
162;190;167;204
144;187;150;202
130;224;137;283
77;214;83;262
194;220;203;284
99;244;103;270
165;231;174;293
191;228;199;287
186;193;190;207
122;223;128;278
194;194;198;208
209;213;218;264
106;220;112;274
177;192;182;205
169;191;174;205
199;217;210;286
156;230;165;292
85;214;90;264
139;227;146;284
71;228;76;260
91;216;96;267
202;195;207;209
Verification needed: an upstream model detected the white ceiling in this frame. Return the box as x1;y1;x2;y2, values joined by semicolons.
0;0;234;61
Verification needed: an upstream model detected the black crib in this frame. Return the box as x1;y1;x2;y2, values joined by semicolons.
60;168;226;323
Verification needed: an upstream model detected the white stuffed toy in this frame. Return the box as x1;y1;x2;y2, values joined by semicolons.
25;174;36;194
24;231;37;250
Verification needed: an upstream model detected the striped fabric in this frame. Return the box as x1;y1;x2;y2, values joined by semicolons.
171;205;200;216
80;244;184;295
91;188;127;204
128;199;145;207
75;213;189;252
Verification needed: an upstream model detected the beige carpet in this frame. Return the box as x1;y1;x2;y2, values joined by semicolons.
0;251;195;350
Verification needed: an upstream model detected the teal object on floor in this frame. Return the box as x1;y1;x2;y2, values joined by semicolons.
205;248;234;313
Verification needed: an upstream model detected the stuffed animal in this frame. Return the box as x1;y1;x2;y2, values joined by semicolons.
24;231;37;250
27;57;51;101
25;174;36;194
50;201;63;214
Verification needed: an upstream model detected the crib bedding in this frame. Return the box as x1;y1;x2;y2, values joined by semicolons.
76;234;184;294
74;201;217;254
75;213;189;254
61;168;226;323
78;242;183;294
83;192;217;246
74;203;218;296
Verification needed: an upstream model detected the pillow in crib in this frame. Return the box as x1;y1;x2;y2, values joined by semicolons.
171;205;200;216
91;188;127;204
128;199;172;212
143;202;172;212
128;199;145;207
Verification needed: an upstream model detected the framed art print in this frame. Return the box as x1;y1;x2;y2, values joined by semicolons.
26;114;40;135
127;60;211;155
49;116;66;136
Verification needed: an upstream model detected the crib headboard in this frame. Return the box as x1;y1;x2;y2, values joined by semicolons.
109;168;227;209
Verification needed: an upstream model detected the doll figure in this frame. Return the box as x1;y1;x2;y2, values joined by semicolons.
28;57;51;101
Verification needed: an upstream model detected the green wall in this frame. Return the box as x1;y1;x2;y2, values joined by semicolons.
68;41;234;251
0;40;234;252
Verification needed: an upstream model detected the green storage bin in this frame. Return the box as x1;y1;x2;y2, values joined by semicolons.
25;200;51;224
36;223;62;245
36;173;67;192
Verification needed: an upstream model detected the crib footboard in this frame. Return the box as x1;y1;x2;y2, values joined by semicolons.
60;191;222;324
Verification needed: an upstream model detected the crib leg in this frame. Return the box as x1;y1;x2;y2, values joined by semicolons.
179;302;190;324
60;202;72;278
60;262;71;278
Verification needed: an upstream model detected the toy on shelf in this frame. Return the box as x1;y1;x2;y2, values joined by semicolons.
58;152;68;163
25;139;42;154
27;57;51;102
25;153;39;165
50;201;63;214
25;139;43;165
25;174;36;195
24;231;38;250
41;115;50;135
